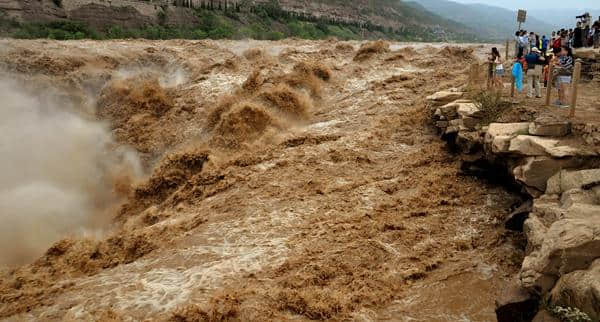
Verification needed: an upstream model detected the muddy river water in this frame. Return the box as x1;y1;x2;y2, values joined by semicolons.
0;39;521;321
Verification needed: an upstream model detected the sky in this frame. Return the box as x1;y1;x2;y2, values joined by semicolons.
450;0;600;10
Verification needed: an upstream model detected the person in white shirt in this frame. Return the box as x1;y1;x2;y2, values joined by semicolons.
520;31;530;55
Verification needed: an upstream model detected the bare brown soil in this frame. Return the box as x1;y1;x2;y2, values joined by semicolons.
0;39;526;321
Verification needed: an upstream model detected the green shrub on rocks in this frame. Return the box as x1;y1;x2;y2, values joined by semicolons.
470;90;510;125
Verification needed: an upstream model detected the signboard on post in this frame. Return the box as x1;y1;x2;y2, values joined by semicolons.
517;9;527;30
517;10;527;23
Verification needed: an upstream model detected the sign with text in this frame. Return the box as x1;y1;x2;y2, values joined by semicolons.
517;10;527;23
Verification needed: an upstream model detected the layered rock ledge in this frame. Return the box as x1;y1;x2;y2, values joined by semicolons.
428;90;600;321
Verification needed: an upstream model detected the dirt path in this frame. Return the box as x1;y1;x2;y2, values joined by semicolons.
0;39;523;321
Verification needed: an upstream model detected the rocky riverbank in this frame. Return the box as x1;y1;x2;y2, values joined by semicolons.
429;89;600;321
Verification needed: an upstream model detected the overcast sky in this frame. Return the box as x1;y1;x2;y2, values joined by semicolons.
450;0;600;10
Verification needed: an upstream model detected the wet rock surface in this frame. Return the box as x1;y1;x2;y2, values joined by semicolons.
495;281;539;322
549;258;600;321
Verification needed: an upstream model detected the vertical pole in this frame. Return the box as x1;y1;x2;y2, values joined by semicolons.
546;63;554;106
569;60;582;118
510;75;515;97
468;63;476;89
487;62;492;90
505;39;510;60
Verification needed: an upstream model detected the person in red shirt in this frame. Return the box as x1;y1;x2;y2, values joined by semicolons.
516;52;527;73
552;32;562;51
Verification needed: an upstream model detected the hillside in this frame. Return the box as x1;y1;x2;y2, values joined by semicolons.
275;0;471;31
0;0;482;41
409;0;557;41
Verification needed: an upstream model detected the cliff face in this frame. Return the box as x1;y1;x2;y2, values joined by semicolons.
0;0;25;20
2;0;67;22
68;3;154;29
1;0;163;29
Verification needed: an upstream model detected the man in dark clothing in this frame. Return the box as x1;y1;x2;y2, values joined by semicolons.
594;18;600;48
525;47;545;98
574;22;583;48
583;25;590;47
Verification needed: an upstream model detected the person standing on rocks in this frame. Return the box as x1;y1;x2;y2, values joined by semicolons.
583;24;591;47
512;52;526;93
529;32;536;50
552;32;562;52
568;29;574;48
488;47;504;88
593;17;600;48
541;35;549;52
560;30;569;48
553;46;574;107
525;47;545;98
515;31;522;57
574;22;583;48
521;31;530;55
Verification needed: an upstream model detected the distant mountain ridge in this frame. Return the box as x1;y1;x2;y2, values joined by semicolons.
257;0;481;41
529;9;600;31
409;0;558;40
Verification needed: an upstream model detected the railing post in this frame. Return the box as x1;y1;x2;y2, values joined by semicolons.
468;62;477;89
505;39;509;60
545;63;554;106
569;60;582;118
487;62;492;89
510;75;515;97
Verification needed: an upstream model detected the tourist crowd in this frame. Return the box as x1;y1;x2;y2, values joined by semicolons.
487;15;600;107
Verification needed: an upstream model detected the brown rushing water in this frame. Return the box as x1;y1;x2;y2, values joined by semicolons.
0;39;522;321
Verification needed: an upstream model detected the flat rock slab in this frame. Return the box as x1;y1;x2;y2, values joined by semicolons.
509;135;560;156
439;99;473;117
508;135;592;158
530;198;600;229
457;102;482;118
529;119;571;137
485;123;530;153
520;217;600;294
426;91;464;106
513;157;579;192
487;122;530;137
549;258;600;321
560;189;599;208
546;169;600;195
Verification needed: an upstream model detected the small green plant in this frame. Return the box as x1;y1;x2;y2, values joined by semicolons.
265;30;284;40
548;304;592;322
470;89;509;125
